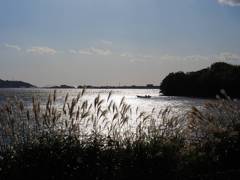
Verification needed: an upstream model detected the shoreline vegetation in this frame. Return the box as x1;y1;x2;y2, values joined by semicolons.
0;79;35;88
47;84;160;89
0;80;159;89
1;63;240;179
160;62;240;98
0;89;240;179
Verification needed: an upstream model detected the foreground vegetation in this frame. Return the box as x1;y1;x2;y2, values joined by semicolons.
0;89;240;179
160;62;240;97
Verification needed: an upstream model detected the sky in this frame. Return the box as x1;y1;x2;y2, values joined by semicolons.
0;0;240;87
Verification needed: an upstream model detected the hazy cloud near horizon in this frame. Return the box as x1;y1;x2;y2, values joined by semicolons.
4;44;21;51
79;47;112;56
26;47;57;55
218;0;240;6
0;0;240;86
3;43;240;63
1;42;240;86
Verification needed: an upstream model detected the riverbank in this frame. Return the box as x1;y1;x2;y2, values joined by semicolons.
160;62;240;98
0;90;240;179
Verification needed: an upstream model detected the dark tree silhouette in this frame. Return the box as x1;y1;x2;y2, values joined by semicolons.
0;79;35;88
160;62;240;97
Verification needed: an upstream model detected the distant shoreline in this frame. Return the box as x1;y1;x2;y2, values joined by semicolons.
0;79;160;89
0;86;160;89
45;84;160;89
43;84;160;89
76;85;160;89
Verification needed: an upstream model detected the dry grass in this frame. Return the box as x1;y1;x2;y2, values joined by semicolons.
0;89;184;151
1;89;240;179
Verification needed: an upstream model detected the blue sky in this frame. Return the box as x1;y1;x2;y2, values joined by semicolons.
0;0;240;86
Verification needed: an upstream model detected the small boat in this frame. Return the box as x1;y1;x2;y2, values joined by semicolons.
137;95;151;98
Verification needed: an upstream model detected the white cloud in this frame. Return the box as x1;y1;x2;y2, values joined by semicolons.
158;54;209;61
183;53;240;62
218;0;240;6
91;47;112;56
121;53;134;58
69;49;78;54
100;40;113;46
27;46;57;55
216;52;240;61
78;47;112;56
78;49;94;55
156;52;240;62
129;58;147;63
4;43;21;51
142;55;154;59
121;53;154;63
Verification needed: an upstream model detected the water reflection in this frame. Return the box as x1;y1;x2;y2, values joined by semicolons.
0;88;213;114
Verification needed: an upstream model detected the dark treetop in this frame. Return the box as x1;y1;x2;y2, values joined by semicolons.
48;85;75;89
77;84;159;89
160;62;240;98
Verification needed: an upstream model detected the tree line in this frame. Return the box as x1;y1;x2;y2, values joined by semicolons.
160;62;240;98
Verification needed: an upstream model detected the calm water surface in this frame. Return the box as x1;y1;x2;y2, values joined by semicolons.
0;88;214;114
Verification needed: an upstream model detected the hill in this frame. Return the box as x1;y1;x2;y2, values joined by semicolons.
0;79;35;88
160;62;240;97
